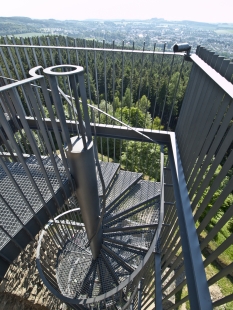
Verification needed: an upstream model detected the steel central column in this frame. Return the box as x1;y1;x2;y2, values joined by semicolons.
66;136;102;259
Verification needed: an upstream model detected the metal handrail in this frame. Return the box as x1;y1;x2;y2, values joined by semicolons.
0;43;185;56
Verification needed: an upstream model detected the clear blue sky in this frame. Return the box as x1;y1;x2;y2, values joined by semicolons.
1;0;232;23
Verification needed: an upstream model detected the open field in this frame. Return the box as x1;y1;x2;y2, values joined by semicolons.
215;29;233;34
13;32;50;38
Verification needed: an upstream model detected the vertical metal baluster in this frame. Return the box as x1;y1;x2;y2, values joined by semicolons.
38;37;47;68
137;281;142;310
107;136;110;162
78;73;92;142
160;54;175;129
65;36;71;64
103;40;108;121
151;43;166;129
167;57;184;130
112;40;116;117
74;39;80;66
23;83;65;191
93;40;100;123
113;139;116;163
47;37;55;66
144;43;156;130
136;42;145;128
0;91;30;154
36;37;59;154
56;37;72;120
84;39;92;103
20;37;32;68
11;36;27;79
129;42;135;125
70;81;80;135
55;37;63;66
100;136;103;161
39;78;75;190
3;37;21;80
45;74;72;150
29;37;39;66
120;41;125;122
69;74;87;149
0;127;17;161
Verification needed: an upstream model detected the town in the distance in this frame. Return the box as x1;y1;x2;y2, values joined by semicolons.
0;16;233;57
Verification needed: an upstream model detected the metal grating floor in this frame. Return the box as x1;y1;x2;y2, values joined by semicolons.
97;161;120;196
0;158;122;252
0;155;68;250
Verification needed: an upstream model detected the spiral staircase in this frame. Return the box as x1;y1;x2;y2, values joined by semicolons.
38;161;161;309
0;63;165;309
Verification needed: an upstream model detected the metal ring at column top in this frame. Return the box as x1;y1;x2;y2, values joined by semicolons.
43;65;84;76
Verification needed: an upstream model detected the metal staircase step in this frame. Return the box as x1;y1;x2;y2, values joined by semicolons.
25;154;65;168
104;170;143;210
97;162;120;196
102;241;146;270
0;156;72;278
104;200;160;229
104;180;160;220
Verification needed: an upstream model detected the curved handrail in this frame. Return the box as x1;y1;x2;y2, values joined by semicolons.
36;163;165;305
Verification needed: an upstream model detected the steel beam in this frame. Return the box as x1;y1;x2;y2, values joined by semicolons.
23;117;171;144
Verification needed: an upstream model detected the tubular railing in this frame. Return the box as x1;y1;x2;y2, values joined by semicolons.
0;36;191;131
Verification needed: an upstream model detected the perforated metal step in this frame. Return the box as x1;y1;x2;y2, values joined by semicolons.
0;155;72;279
104;180;160;223
105;170;143;209
97;161;120;196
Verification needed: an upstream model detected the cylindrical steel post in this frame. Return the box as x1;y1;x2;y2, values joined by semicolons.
66;136;102;260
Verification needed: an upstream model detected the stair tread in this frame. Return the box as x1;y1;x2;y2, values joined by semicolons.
104;170;142;209
97;161;120;196
103;241;145;269
56;230;92;298
25;154;65;168
0;156;69;251
105;180;160;219
104;201;160;228
103;228;155;250
101;248;131;283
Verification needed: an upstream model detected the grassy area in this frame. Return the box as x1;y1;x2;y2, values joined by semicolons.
215;29;233;34
173;224;233;309
200;224;233;265
205;263;233;310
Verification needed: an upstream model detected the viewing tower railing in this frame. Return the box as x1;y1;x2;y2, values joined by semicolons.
0;37;232;309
